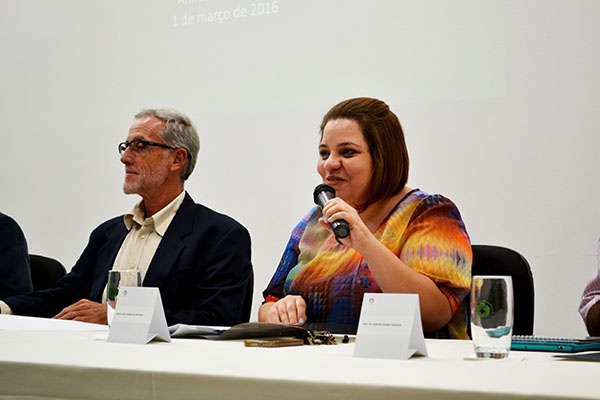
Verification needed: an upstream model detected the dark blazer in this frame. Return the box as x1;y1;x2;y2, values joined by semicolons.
0;212;33;299
4;193;253;326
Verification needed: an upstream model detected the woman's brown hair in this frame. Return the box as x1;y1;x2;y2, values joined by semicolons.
320;97;409;211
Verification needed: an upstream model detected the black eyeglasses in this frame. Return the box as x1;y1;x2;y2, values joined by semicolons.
118;139;178;156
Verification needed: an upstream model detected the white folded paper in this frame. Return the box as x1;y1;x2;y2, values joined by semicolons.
354;293;427;360
107;287;171;344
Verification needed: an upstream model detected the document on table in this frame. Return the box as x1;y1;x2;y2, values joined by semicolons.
168;322;310;340
168;324;230;338
0;314;108;332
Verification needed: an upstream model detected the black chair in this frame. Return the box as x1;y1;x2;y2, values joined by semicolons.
470;244;535;335
29;255;66;291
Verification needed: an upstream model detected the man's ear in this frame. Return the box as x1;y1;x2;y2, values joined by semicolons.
170;148;188;173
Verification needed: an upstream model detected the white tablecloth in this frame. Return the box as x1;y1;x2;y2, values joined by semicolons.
0;318;598;399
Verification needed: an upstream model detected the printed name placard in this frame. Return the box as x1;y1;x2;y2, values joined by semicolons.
353;293;427;360
107;287;171;344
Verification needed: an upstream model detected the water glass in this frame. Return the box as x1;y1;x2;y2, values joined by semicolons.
470;275;514;358
106;269;142;326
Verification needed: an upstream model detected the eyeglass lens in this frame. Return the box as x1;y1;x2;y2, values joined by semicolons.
118;140;146;155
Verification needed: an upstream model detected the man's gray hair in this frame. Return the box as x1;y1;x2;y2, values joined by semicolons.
135;108;200;180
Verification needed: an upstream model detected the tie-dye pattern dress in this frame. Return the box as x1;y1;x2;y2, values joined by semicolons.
262;189;472;338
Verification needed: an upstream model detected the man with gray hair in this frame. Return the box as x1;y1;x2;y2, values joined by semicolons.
1;108;253;326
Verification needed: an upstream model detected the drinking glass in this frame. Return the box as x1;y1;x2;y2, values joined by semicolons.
106;269;142;326
470;275;514;358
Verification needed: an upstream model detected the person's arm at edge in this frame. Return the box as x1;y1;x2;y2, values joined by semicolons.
586;302;600;336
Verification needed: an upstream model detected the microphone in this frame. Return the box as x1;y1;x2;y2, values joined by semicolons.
313;184;350;241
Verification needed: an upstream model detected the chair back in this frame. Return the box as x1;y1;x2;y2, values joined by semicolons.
29;255;66;291
470;244;535;335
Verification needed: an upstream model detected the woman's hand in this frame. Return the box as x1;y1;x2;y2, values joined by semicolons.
318;197;376;252
258;295;307;326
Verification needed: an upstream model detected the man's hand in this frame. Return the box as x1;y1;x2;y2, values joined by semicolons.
53;299;108;325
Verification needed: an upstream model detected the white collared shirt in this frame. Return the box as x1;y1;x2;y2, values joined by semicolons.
113;191;186;281
99;191;185;303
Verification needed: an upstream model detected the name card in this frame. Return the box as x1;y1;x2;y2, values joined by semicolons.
353;293;427;360
107;287;171;344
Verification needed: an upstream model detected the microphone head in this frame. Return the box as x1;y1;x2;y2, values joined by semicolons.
313;184;336;205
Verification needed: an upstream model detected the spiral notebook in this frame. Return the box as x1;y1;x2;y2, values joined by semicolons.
511;335;600;353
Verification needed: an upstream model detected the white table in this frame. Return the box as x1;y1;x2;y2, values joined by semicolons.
0;321;599;399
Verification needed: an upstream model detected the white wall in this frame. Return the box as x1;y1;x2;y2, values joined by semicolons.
1;0;598;337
